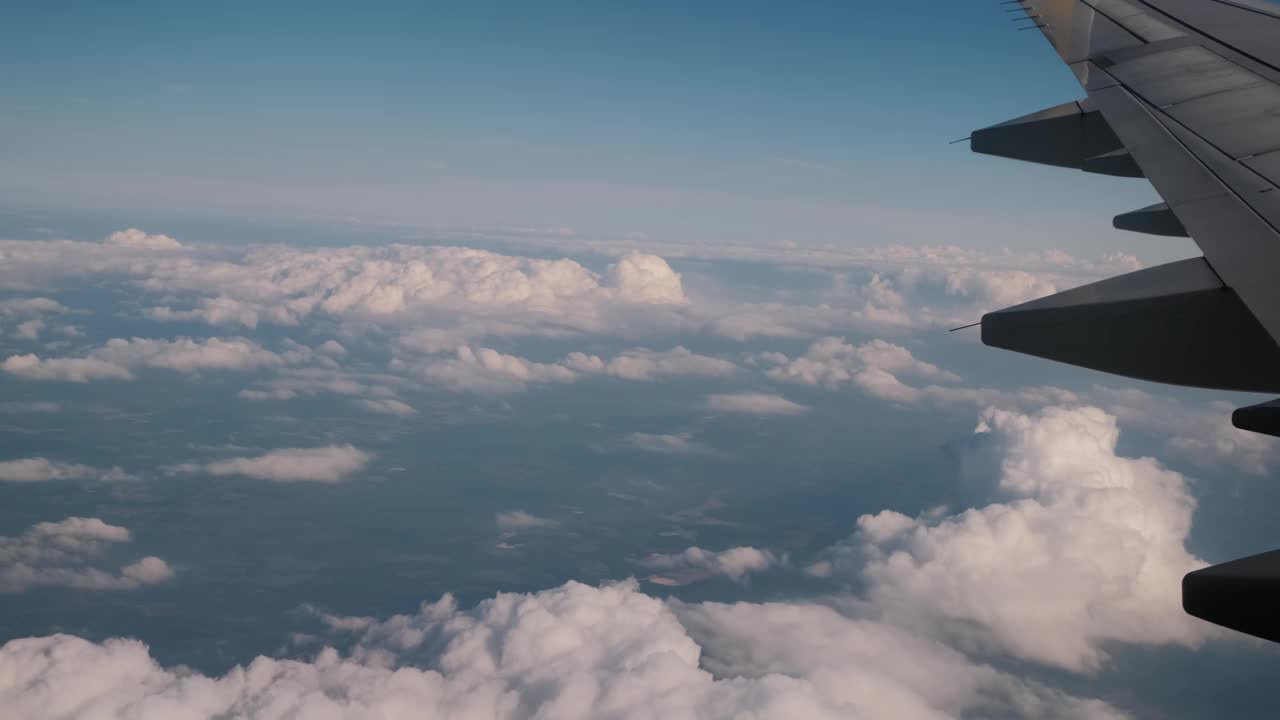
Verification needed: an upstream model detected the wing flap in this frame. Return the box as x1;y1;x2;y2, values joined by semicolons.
1104;45;1263;107
1113;202;1188;236
1184;550;1280;644
1165;82;1280;159
981;258;1280;393
971;101;1124;169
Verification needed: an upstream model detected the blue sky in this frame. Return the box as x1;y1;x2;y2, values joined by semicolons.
1;1;1175;255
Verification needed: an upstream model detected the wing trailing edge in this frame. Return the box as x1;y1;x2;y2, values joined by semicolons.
1113;203;1189;237
1184;550;1280;644
981;258;1280;393
970;100;1145;177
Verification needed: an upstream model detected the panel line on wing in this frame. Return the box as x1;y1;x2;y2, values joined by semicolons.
1090;85;1280;338
1133;0;1280;77
1082;0;1185;42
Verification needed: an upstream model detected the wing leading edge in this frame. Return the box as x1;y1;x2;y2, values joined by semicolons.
972;0;1280;644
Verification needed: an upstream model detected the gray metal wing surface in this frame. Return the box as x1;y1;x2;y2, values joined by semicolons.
971;0;1280;644
976;0;1280;397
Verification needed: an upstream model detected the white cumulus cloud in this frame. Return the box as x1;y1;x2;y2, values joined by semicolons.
635;546;779;585
0;517;174;593
417;346;735;393
1;353;134;382
767;337;956;387
172;445;371;483
103;228;183;249
2;336;289;382
607;252;688;304
0;458;134;483
565;346;736;381
814;405;1212;673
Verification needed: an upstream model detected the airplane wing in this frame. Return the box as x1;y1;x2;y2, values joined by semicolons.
972;0;1280;644
974;0;1280;428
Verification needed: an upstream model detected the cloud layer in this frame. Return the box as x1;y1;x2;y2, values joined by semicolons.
0;579;1124;720
3;337;290;382
414;346;735;393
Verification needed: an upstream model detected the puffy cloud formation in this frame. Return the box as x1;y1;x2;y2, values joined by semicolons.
0;579;1124;720
709;275;917;342
317;339;347;356
508;233;1140;282
759;338;1083;411
816;406;1211;673
673;600;1126;720
704;392;809;416
764;337;957;396
1;353;134;382
2;337;290;382
606;253;688;304
7;239;682;330
172;445;371;483
103;228;183;249
0;234;1139;348
565;346;736;381
0;405;1216;718
0;297;67;316
495;511;560;533
299;603;376;633
421;346;578;393
91;336;287;372
235;366;416;417
417;346;735;393
625;432;707;455
928;267;1059;310
705;248;1140;341
1093;388;1280;475
0;458;134;483
0;517;174;593
14;319;42;339
635;546;779;585
0;237;701;364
